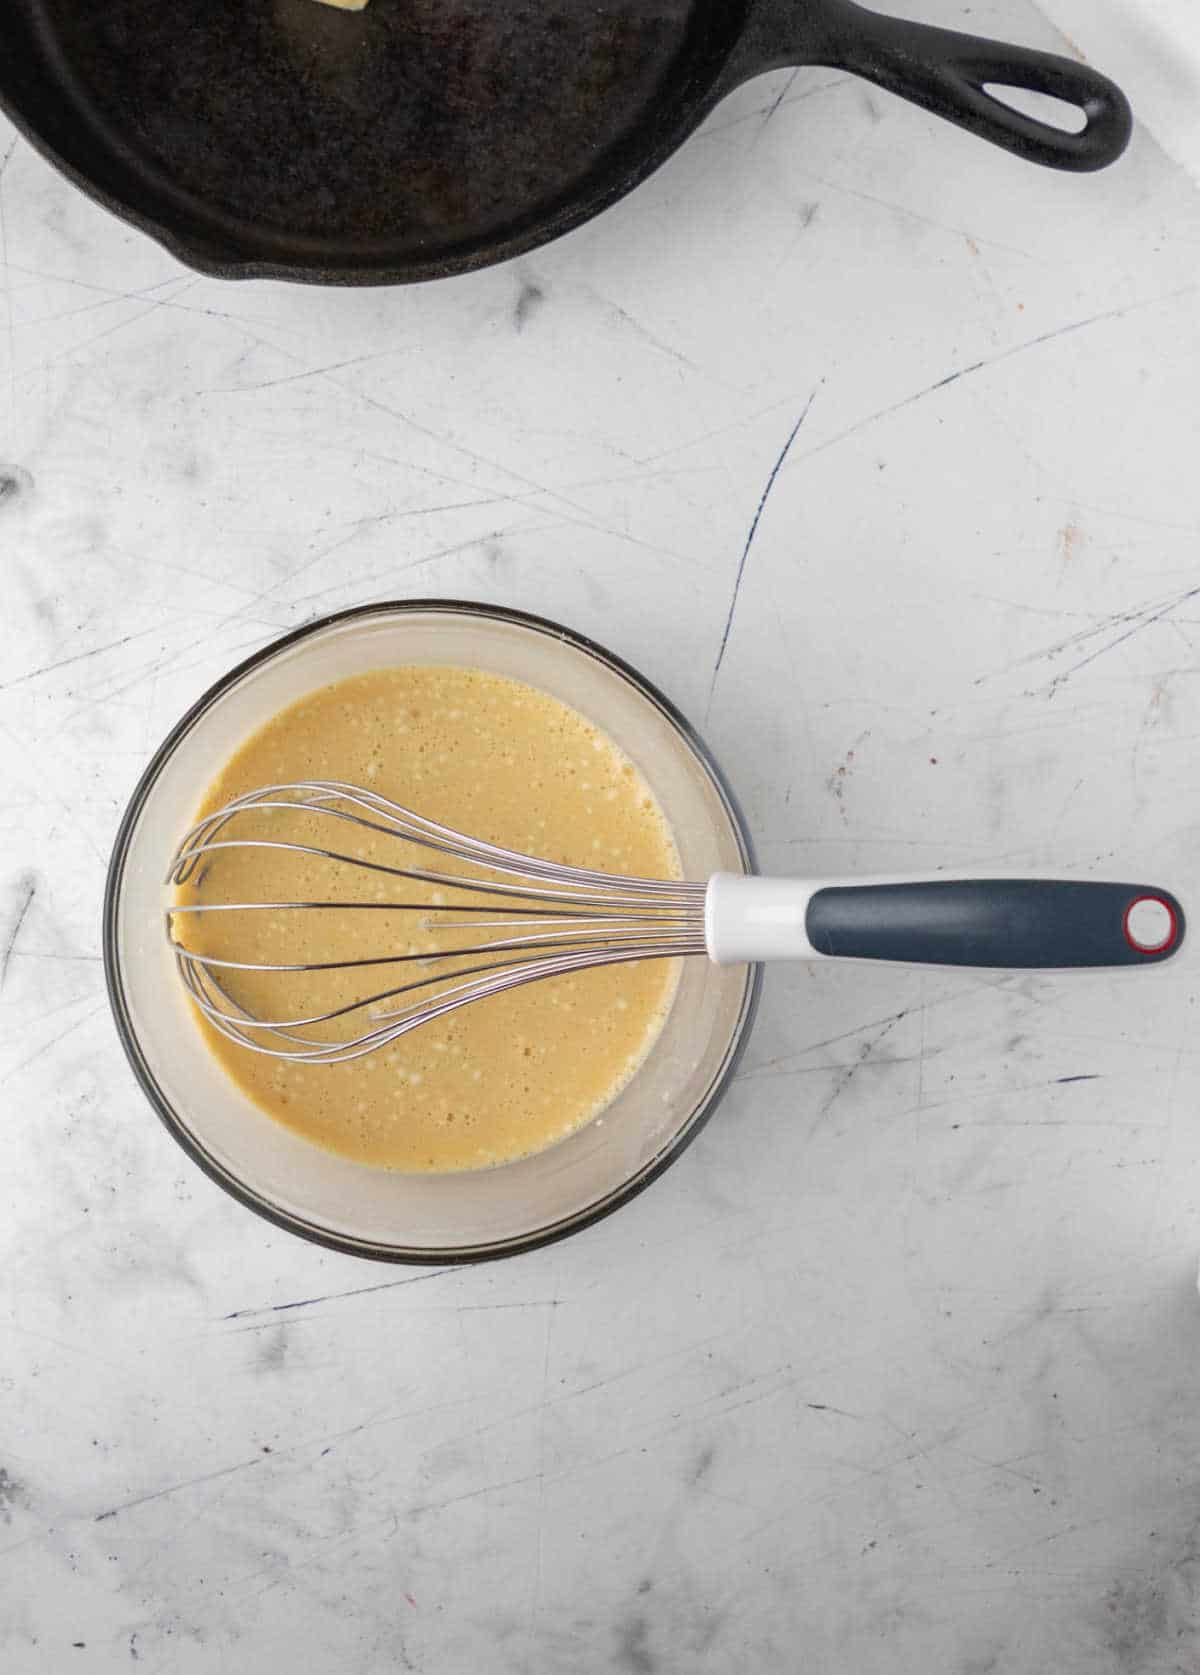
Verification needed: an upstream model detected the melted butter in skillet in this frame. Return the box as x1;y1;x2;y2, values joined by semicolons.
176;666;680;1172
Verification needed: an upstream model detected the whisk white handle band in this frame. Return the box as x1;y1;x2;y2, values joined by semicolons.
704;874;818;964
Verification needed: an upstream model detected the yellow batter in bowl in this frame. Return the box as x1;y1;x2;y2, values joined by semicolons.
175;665;680;1172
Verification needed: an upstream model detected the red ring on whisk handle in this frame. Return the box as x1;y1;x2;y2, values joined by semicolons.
1123;895;1180;956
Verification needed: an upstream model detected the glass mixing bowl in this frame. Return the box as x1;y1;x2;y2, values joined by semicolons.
103;602;760;1261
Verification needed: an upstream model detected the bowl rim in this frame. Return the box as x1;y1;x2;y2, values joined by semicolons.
102;599;761;1264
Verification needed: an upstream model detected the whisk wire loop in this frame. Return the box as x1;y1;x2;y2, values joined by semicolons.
167;781;702;1065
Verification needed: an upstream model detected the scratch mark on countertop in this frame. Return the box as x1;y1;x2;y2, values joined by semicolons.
735;982;987;1084
793;170;1039;260
523;1273;558;1653
212;349;417;395
282;526;541;616
98;1389;480;1525
1043;587;1200;694
698;74;853;141
787;288;1198;478
95;1452;269;1522
738;1049;940;1086
813;1014;903;1125
756;68;802;138
633;394;798;470
0;261;293;367
579;283;703;374
320;377;626;536
411;1464;548;1519
24;278;202;378
221;1267;453;1321
0;628;161;693
707;385;819;712
2;1001;106;1084
0;873;36;989
7;951;101;966
977;584;1200;695
18;275;192;341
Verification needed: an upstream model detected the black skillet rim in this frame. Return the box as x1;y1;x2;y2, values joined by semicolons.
102;600;762;1265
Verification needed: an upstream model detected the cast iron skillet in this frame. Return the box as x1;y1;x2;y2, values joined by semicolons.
3;0;1132;285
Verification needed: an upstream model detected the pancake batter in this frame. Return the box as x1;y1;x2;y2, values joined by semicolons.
174;666;679;1171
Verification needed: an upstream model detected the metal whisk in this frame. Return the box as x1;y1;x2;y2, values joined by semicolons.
167;780;708;1065
167;779;1185;1065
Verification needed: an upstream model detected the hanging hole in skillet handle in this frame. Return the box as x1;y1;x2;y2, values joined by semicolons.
797;0;1133;172
983;87;1088;137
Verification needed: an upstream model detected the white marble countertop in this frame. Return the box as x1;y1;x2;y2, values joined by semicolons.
4;3;1200;1670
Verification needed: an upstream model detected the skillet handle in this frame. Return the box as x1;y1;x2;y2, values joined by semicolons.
739;0;1132;172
